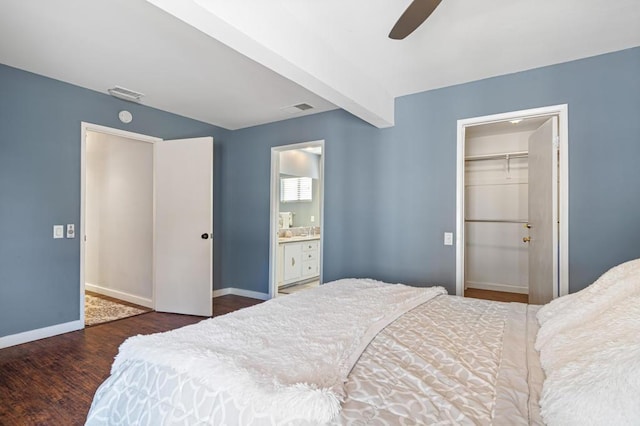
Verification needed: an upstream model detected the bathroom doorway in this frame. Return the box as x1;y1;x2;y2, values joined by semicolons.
269;141;325;298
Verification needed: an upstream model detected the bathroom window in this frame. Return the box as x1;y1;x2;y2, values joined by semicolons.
281;177;312;202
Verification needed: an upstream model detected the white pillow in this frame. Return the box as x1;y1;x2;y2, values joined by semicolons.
535;258;640;351
539;293;640;425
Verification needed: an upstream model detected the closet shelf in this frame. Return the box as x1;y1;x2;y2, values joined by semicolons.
465;151;528;162
465;219;528;224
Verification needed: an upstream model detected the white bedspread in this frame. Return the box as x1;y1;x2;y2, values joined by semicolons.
87;288;542;425
106;279;445;423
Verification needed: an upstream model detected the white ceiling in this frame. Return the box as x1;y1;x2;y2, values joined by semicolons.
0;0;337;130
1;0;639;130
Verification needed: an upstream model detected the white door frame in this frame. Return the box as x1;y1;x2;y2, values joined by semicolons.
455;105;569;298
269;140;325;299
80;122;161;325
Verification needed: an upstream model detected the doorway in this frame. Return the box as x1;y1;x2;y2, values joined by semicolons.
80;123;214;326
456;105;569;304
83;127;158;325
269;141;325;299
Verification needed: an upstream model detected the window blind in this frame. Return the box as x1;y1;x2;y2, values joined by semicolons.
281;177;312;202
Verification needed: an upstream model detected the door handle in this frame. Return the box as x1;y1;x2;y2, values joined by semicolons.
291;257;295;267
201;233;209;240
523;236;531;243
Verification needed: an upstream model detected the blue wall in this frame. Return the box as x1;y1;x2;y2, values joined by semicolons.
0;64;229;337
2;47;639;339
222;47;640;295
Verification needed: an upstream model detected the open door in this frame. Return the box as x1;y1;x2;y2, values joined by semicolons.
154;137;213;316
527;118;558;304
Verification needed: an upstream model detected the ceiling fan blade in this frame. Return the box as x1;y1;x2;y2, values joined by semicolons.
389;0;442;40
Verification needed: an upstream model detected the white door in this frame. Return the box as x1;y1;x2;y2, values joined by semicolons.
527;118;558;305
154;137;213;316
283;243;302;283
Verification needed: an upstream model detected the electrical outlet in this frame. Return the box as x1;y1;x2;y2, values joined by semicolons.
66;224;75;239
444;232;453;246
53;225;64;239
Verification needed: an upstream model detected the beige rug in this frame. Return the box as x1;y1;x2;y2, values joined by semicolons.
85;294;148;326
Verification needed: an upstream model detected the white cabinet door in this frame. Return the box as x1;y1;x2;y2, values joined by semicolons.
283;243;302;282
154;137;213;317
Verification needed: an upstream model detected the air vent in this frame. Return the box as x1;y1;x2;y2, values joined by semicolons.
108;86;144;103
280;103;314;115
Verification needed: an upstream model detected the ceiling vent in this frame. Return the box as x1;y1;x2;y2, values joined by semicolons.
108;86;144;103
280;103;314;114
294;103;313;111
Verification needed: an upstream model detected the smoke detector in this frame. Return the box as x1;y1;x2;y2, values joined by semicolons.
108;86;144;103
280;103;314;114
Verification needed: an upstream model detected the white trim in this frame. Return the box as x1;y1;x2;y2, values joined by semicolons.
85;283;154;308
212;288;270;301
465;281;529;295
80;122;161;332
456;105;569;298
0;320;83;349
558;107;569;296
269;140;325;300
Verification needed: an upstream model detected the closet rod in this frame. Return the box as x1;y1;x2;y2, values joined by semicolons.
465;151;528;162
465;219;528;224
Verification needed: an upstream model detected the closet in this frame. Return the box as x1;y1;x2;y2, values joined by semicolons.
458;107;565;305
464;118;552;299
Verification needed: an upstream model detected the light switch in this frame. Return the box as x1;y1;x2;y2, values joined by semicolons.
53;225;64;239
310;216;315;223
66;224;75;239
444;232;453;246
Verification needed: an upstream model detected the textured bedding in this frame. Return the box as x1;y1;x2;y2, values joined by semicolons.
86;283;542;425
535;258;640;425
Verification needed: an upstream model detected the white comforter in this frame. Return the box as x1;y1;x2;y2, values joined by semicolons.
87;281;542;425
94;279;445;424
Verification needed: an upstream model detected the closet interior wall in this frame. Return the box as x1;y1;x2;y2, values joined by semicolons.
464;129;533;295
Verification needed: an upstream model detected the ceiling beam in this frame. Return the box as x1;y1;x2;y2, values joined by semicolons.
145;0;395;128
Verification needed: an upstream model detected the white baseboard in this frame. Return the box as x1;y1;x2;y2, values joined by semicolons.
85;283;153;308
213;287;270;301
0;319;84;349
466;281;529;295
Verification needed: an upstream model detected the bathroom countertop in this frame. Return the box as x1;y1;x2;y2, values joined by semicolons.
278;234;321;243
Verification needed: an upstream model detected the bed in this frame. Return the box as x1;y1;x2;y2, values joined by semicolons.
86;259;640;425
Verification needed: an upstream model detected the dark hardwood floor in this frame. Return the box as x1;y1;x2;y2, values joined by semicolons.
465;288;529;303
0;295;262;426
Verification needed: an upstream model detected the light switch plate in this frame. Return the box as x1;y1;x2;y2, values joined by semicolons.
66;224;75;239
53;225;64;239
444;232;453;246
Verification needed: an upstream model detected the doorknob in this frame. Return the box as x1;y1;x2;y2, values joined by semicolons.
201;233;209;240
523;236;531;243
